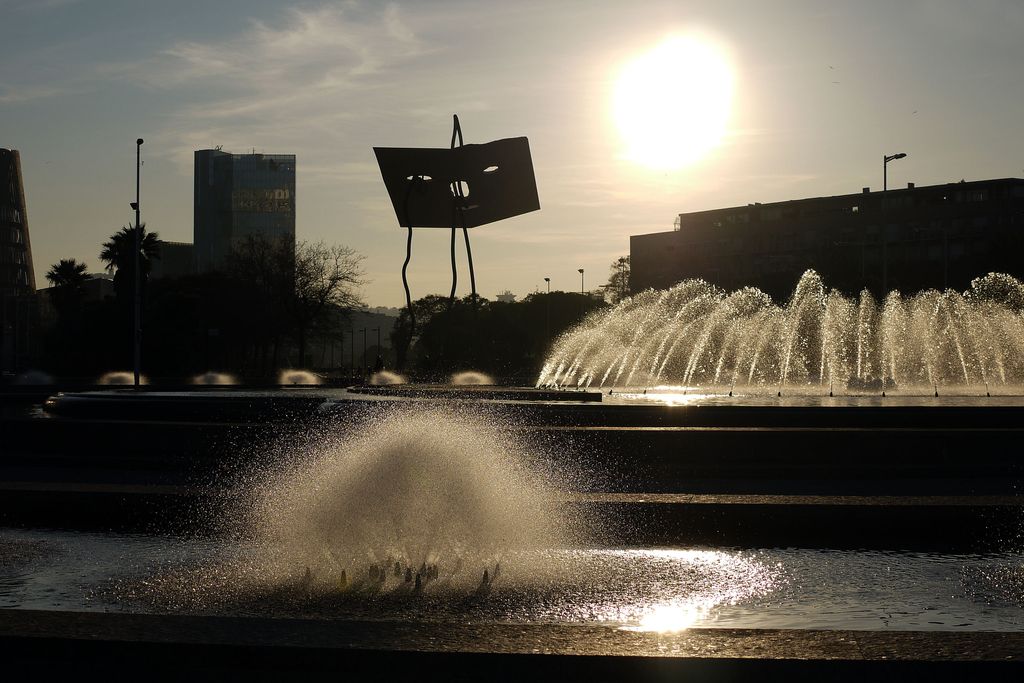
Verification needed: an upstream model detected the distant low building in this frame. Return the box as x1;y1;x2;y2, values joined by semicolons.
630;177;1024;301
151;241;195;279
37;277;114;329
495;290;517;303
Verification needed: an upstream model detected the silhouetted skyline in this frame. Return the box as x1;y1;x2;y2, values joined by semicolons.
3;0;1024;305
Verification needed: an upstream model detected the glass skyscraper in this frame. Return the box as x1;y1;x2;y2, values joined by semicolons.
194;149;296;272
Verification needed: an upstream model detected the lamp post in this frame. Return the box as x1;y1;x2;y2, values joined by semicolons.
882;152;907;294
360;328;367;373
578;268;585;317
543;277;551;346
349;329;354;373
372;327;380;370
883;153;906;193
132;137;143;389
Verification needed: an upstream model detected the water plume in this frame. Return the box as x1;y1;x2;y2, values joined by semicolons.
232;407;580;593
539;271;1024;393
370;370;407;385
278;369;321;385
98;371;148;385
192;371;238;386
451;371;494;385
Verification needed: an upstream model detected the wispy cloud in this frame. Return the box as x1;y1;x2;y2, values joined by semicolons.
0;83;68;104
105;3;433;177
1;0;81;12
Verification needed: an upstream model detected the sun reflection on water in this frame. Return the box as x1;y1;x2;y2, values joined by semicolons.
631;600;714;632
609;549;780;632
613;386;711;406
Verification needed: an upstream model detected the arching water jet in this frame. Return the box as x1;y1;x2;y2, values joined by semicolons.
539;270;1024;394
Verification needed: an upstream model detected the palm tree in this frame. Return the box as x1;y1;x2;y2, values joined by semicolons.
45;258;91;289
99;223;160;300
45;258;92;315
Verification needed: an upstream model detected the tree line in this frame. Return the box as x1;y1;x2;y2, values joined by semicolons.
40;224;364;379
40;224;630;381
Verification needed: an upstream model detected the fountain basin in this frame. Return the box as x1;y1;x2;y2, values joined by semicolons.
2;527;1023;632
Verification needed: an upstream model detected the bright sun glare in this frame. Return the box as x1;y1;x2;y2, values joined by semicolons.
613;35;735;170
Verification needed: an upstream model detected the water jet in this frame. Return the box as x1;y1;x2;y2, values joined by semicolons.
540;270;1024;395
98;371;148;385
370;370;407;385
451;371;494;385
192;371;238;386
278;369;321;386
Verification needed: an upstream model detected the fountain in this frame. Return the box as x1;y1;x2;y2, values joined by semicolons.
278;369;322;386
539;271;1024;394
98;371;148;385
226;407;580;592
4;404;1024;637
191;371;238;386
451;371;495;386
369;370;407;385
6;376;1024;674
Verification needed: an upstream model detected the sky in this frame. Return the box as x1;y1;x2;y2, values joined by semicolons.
3;0;1024;306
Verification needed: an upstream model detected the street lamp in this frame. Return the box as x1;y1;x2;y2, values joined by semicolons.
371;327;381;370
132;137;143;389
360;328;367;373
883;152;906;192
543;277;551;345
349;329;355;372
578;268;584;295
882;152;907;293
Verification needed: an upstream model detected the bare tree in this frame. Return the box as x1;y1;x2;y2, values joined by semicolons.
602;255;631;304
289;241;365;367
229;237;365;369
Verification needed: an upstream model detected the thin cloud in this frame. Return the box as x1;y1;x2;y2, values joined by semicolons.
107;3;434;182
0;83;68;104
1;0;81;12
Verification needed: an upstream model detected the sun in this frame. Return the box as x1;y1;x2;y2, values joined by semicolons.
612;35;735;170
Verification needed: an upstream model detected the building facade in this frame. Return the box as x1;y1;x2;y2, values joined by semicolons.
194;149;296;272
1;148;37;373
631;178;1024;301
1;149;35;296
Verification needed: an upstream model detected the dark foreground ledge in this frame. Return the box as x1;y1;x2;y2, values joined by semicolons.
1;484;1022;551
1;609;1020;681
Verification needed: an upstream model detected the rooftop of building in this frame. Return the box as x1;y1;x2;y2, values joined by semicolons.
632;177;1024;238
685;177;1024;217
196;148;295;161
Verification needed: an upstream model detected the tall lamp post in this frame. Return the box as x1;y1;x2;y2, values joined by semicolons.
882;152;907;294
578;268;585;317
131;138;144;389
349;329;354;373
543;277;551;346
372;327;380;370
360;328;367;373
